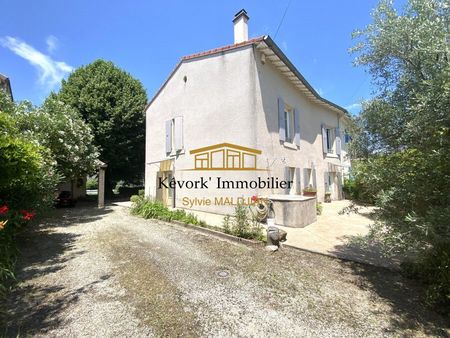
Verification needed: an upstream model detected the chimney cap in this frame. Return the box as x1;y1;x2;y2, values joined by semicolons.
233;9;249;23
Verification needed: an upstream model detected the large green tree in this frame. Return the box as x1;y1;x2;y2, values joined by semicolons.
56;60;148;191
350;0;449;306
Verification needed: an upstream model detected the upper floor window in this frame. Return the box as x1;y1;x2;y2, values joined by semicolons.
321;124;341;155
344;129;352;143
278;97;300;147
325;128;335;153
165;116;184;155
284;106;295;143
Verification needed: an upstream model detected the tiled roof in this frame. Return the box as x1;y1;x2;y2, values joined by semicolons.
181;36;264;61
146;35;349;116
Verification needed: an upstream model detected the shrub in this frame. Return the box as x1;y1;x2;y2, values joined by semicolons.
86;177;98;190
0;111;61;211
343;165;377;204
130;195;202;225
401;242;450;310
223;204;264;241
0;204;36;296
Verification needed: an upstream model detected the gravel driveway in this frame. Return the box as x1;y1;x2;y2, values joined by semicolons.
1;203;448;337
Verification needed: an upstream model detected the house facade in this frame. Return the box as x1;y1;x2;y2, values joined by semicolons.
145;9;351;217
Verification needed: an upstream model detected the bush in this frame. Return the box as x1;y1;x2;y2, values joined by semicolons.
86;177;98;190
0;204;36;296
401;242;450;310
130;195;202;225
223;204;264;241
0;111;61;211
343;163;377;204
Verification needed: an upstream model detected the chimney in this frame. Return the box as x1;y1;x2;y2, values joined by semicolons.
233;9;249;44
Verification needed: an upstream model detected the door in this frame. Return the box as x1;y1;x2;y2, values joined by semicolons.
157;170;173;207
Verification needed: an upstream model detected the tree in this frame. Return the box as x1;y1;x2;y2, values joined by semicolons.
12;96;99;179
0;91;60;210
350;0;450;307
56;60;148;192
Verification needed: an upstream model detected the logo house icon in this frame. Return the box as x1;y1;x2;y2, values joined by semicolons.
189;143;262;171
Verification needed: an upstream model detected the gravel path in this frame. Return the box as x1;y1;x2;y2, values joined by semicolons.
1;203;448;337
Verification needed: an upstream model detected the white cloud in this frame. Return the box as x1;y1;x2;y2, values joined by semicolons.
315;87;325;96
281;41;288;51
0;36;73;89
46;35;58;53
345;103;362;111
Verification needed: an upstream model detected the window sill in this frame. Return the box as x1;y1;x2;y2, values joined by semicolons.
326;153;339;159
283;142;298;150
167;149;185;157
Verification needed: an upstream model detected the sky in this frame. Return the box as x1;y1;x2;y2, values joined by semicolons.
0;0;404;114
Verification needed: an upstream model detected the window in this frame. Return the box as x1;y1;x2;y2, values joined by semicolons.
165;117;183;154
284;107;295;143
344;129;352;143
286;167;295;194
326;128;335;153
303;167;317;190
285;167;301;195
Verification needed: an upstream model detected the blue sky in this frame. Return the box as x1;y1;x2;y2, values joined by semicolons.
0;1;402;114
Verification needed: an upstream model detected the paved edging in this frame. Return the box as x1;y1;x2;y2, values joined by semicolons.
283;243;399;271
119;204;397;270
170;220;264;247
165;218;397;270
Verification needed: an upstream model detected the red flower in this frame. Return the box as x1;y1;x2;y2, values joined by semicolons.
20;209;35;221
0;205;8;215
251;195;258;202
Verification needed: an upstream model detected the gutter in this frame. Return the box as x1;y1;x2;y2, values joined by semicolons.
262;35;350;118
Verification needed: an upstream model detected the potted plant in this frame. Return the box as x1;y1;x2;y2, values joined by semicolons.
302;186;317;197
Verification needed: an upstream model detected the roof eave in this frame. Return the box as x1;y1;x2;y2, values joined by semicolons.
261;35;350;117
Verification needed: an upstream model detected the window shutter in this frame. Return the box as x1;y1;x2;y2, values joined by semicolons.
278;97;286;142
174;116;183;151
294;108;300;146
335;127;341;155
165;119;172;154
295;167;301;194
321;124;327;153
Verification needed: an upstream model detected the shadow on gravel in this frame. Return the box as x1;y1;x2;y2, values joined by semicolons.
338;260;449;337
0;204;113;336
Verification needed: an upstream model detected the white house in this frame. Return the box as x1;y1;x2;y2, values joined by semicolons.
145;9;351;220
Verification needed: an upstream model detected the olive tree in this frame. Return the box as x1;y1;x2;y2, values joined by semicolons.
350;0;449;307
